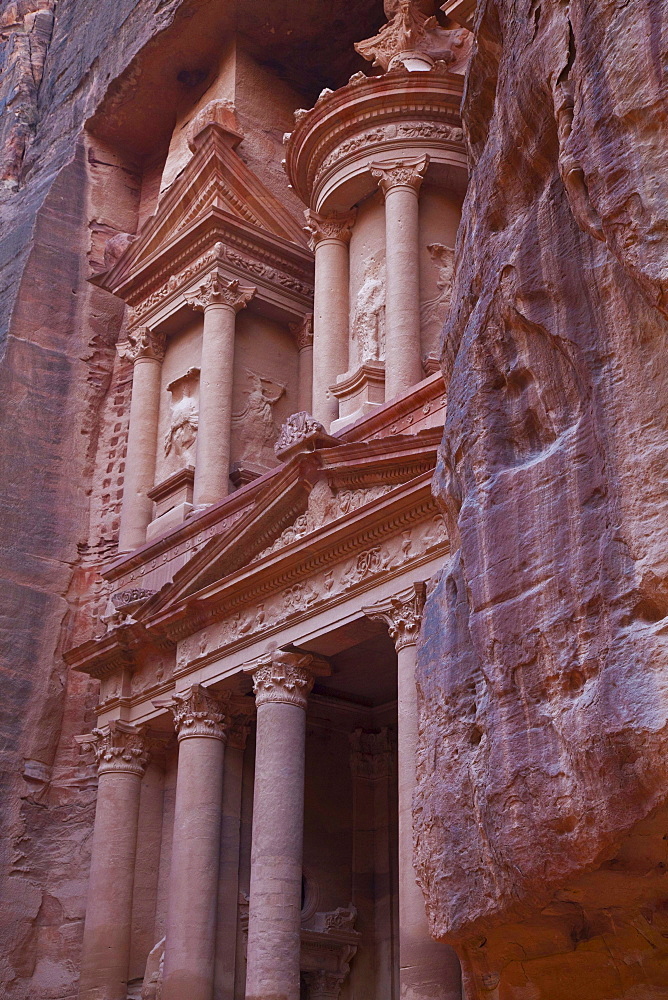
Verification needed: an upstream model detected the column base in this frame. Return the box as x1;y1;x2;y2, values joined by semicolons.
329;361;385;431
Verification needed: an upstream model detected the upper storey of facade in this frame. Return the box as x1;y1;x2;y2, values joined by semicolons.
68;0;473;713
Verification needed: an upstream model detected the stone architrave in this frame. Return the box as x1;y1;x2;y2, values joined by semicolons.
118;326;166;552
363;584;462;1000
159;684;231;1000
304;210;356;427
76;721;150;1000
184;271;255;505
370;157;428;402
243;649;329;1000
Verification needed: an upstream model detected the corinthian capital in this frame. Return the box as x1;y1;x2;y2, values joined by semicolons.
121;326;166;364
164;684;231;741
289;312;313;351
362;581;426;651
76;720;150;776
184;271;256;313
245;648;329;710
370;155;429;196
303;209;356;250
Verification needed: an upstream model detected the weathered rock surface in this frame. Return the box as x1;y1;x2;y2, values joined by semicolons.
416;0;668;995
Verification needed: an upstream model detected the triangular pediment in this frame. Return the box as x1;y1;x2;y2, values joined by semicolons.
135;427;443;628
100;122;308;294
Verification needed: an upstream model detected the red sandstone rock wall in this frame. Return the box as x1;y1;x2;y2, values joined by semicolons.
416;1;668;995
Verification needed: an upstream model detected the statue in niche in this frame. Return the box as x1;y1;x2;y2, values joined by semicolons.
351;255;386;364
421;243;455;333
232;369;286;468
164;366;199;467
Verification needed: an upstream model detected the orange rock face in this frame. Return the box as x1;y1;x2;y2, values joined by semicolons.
416;0;668;995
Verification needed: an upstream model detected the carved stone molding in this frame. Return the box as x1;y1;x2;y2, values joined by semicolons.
362;581;426;651
161;683;231;741
370;154;429;196
245;649;329;710
290;312;314;351
75;720;150;776
303;209;356;250
184;270;256;313
120;326;166;364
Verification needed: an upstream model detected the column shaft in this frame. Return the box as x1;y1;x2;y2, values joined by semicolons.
118;329;164;552
161;686;229;1000
194;302;237;505
305;212;355;429
76;722;149;1000
244;650;326;1000
245;701;306;1000
397;642;461;1000
79;771;143;1000
384;184;423;398
298;343;314;414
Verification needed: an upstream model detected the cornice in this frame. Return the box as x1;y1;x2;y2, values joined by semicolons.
284;67;465;207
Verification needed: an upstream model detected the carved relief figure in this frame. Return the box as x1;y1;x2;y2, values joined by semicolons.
233;369;286;468
164;367;200;467
351;256;386;363
421;243;455;334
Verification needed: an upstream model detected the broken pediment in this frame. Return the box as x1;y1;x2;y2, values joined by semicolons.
95;116;309;302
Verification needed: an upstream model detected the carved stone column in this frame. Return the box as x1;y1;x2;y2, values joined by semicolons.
244;649;328;1000
371;157;428;400
185;271;255;505
161;685;230;1000
118;327;166;552
290;312;314;414
363;584;462;1000
76;722;150;1000
304;210;355;428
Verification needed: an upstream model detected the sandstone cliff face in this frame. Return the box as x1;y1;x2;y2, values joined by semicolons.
416;1;668;995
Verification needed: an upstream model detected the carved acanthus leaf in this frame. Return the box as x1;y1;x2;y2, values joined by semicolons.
76;721;150;776
355;0;472;72
245;649;329;709
184;271;256;312
303;209;356;250
290;313;314;351
162;684;231;741
120;326;166;363
371;155;429;195
362;581;426;650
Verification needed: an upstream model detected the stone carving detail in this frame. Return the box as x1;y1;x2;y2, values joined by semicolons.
303;970;347;999
304;209;356;250
164;367;199;463
111;588;156;609
274;411;330;460
421;243;455;332
120;326;166;364
316;121;463;181
371;155;429;196
323;904;358;932
246;649;327;710
290;313;314;351
352;256;386;363
341;546;390;588
355;0;472;72
163;684;230;741
187;98;241;151
75;721;150;776
184;271;255;313
141;936;165;1000
350;727;395;779
232;369;286;468
362;581;426;651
